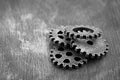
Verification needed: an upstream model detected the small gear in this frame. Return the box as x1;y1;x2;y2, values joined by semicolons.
49;28;72;47
65;25;102;40
72;37;109;58
49;45;87;69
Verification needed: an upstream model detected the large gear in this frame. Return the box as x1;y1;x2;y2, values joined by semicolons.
72;37;109;58
49;45;87;69
65;25;102;40
49;28;72;47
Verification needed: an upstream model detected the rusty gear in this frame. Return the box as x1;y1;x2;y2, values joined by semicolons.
65;25;102;40
49;45;87;69
72;37;109;58
49;28;72;47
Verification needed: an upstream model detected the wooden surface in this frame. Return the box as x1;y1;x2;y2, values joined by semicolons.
0;0;120;80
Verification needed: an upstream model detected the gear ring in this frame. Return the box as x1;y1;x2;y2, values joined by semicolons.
65;25;102;40
49;45;87;69
49;28;72;47
72;37;109;58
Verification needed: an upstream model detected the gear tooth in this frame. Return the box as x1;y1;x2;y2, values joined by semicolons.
57;62;61;66
83;30;87;33
91;53;95;57
79;61;84;65
73;45;77;49
74;47;79;51
62;64;66;68
76;46;80;49
68;64;72;68
80;48;85;53
72;42;76;47
52;60;56;63
78;31;81;33
76;64;79;68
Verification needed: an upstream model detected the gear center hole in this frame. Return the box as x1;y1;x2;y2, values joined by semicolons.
87;40;93;45
73;27;94;33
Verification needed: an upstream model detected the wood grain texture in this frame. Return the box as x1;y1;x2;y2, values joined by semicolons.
0;0;119;80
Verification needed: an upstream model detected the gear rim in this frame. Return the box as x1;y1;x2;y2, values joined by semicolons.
49;28;72;47
65;25;102;40
72;37;109;58
49;45;87;69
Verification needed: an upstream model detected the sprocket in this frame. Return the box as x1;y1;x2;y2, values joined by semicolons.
49;45;87;69
49;28;72;47
65;25;102;40
72;37;109;58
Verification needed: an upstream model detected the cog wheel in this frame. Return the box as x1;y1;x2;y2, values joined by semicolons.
72;37;109;58
49;28;72;47
65;25;102;40
49;45;87;69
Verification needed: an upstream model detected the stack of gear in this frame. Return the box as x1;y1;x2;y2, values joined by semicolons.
49;25;109;69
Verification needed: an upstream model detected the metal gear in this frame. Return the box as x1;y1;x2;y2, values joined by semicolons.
72;37;109;58
49;28;72;47
49;45;87;69
65;25;102;40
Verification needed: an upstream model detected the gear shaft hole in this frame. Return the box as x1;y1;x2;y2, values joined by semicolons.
73;27;94;33
87;41;93;45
